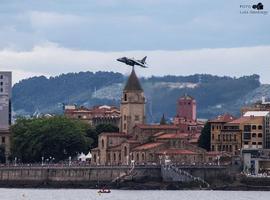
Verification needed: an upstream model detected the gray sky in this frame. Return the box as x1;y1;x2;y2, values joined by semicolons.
0;0;269;83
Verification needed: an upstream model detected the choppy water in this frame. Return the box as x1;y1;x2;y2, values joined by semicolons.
0;189;269;200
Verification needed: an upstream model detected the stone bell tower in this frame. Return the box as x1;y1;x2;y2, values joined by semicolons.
120;68;146;134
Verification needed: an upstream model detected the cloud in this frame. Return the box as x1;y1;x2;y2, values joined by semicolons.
0;43;269;84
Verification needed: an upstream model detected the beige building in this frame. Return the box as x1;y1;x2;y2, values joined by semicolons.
0;71;12;161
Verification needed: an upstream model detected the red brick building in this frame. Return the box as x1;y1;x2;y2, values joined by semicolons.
177;94;196;121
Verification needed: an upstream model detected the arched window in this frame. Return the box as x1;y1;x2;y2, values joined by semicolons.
124;93;127;101
101;139;105;148
124;146;127;157
258;133;263;138
258;125;263;130
136;153;139;161
252;125;257;130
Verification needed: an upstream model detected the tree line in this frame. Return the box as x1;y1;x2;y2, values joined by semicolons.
3;116;118;163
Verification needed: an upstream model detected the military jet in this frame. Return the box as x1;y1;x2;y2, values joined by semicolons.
117;56;148;68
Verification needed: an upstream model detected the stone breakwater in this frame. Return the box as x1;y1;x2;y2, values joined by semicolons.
0;165;234;189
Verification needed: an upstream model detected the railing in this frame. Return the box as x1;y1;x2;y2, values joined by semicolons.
162;164;210;188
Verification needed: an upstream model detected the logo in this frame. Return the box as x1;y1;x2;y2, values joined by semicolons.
240;2;268;15
252;2;263;10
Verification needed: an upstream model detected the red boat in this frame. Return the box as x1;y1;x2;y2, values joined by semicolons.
98;188;111;193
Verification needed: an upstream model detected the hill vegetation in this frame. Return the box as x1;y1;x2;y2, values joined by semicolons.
12;71;262;121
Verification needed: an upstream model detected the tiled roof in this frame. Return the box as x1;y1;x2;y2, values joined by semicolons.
135;124;179;129
209;113;235;123
156;133;189;139
228;117;250;124
126;139;141;143
156;149;199;155
132;142;164;151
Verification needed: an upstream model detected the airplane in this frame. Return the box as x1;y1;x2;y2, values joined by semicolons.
117;56;148;68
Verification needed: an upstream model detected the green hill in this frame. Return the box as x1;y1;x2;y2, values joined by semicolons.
12;72;262;122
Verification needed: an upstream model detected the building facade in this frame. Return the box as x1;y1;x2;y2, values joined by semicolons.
176;94;196;121
91;69;219;166
64;105;120;127
0;71;12;160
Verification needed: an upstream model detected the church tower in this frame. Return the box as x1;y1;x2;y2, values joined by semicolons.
120;68;146;134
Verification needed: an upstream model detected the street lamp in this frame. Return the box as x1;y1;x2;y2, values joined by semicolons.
68;156;72;166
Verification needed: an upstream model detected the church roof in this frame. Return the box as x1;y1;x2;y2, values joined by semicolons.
132;142;164;151
124;68;143;91
156;149;199;155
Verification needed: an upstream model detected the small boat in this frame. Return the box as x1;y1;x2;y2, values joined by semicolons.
98;188;111;193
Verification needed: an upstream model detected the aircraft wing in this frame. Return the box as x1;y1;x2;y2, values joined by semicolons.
132;59;148;68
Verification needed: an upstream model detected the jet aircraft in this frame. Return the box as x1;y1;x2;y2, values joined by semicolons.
117;56;148;68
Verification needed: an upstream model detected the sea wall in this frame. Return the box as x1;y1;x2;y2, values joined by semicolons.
0;165;234;188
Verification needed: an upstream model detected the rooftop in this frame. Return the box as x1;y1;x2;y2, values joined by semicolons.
132;142;164;151
135;124;179;130
243;111;270;117
209;113;235;123
156;149;199;155
124;68;143;91
156;133;189;139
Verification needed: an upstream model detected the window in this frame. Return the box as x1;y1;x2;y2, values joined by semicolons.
0;88;3;93
119;153;121;161
0;82;2;85
124;93;127;101
124;146;127;157
142;153;145;161
0;75;3;79
258;125;263;130
243;132;251;140
258;133;263;138
244;141;249;145
212;134;214;140
258;142;262;145
252;142;256;145
135;115;139;121
113;153;116;161
252;133;257;138
252;125;257;130
101;139;105;148
124;115;127;120
234;135;237;141
78;115;81;119
124;123;127;130
218;135;220;141
244;125;251;132
136;153;139;161
93;154;96;162
1;137;5;143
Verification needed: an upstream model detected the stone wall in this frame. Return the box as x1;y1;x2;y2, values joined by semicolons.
0;165;234;188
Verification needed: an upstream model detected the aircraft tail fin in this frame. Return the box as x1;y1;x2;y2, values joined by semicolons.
141;56;147;64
